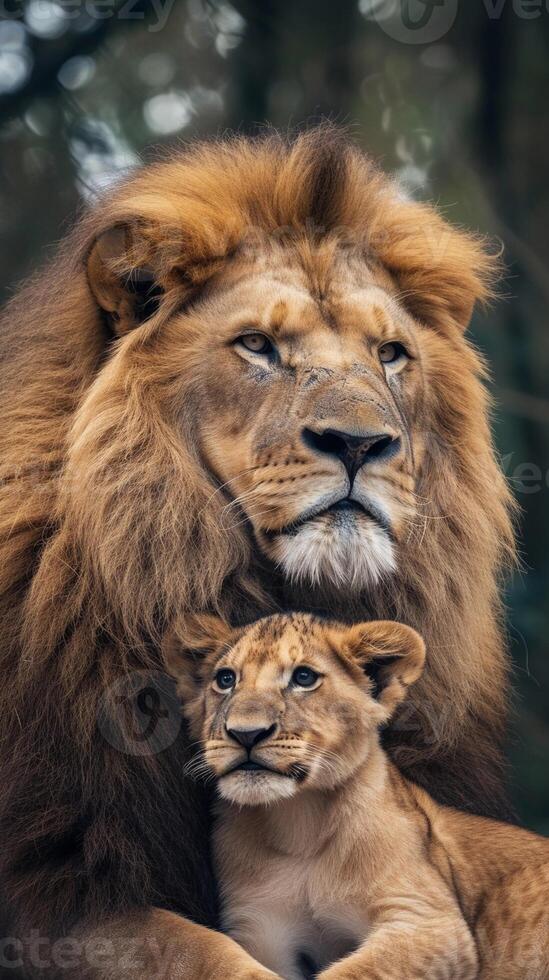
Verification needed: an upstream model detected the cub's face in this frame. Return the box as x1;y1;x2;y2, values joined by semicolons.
185;242;426;590
166;614;425;807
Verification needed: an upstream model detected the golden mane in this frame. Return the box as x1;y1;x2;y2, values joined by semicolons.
0;127;515;937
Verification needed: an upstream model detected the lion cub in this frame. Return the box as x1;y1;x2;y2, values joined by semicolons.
166;614;549;980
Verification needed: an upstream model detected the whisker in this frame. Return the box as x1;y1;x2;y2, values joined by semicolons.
202;465;266;506
183;750;219;786
220;506;279;532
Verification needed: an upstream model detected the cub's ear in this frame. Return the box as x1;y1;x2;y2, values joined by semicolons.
162;613;238;701
339;620;425;716
86;223;164;335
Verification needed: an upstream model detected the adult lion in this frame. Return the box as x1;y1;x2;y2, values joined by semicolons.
0;128;514;978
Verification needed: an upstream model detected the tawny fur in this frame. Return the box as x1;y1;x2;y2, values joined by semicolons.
171;613;549;980
0;128;514;971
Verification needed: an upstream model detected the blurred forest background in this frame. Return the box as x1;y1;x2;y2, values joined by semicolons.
0;0;547;830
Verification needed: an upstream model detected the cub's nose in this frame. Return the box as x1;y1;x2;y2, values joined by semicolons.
225;724;277;749
302;427;399;480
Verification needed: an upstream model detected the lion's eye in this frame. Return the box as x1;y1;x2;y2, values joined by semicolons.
214;668;237;691
238;333;273;356
379;342;408;365
291;666;320;688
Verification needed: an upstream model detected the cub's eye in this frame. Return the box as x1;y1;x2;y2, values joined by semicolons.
214;668;237;691
379;342;408;365
291;666;320;688
238;333;273;356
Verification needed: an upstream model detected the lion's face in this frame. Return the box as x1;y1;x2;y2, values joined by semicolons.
189;243;425;590
169;613;425;807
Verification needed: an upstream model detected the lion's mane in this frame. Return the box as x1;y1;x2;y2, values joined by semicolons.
0;128;515;940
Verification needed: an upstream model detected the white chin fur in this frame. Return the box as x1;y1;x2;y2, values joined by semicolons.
272;516;396;589
219;772;298;807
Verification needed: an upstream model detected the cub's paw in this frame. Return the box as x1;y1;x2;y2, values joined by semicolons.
240;969;281;980
213;956;280;980
316;966;364;980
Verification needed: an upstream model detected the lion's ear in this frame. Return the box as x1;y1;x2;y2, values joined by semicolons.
338;620;425;716
162;614;239;700
86;224;164;335
377;197;501;335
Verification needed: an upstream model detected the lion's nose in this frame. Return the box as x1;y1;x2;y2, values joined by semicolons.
302;427;399;480
225;724;277;750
